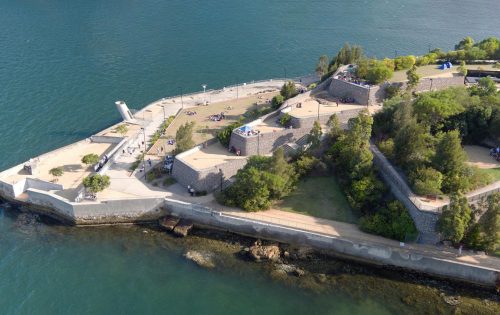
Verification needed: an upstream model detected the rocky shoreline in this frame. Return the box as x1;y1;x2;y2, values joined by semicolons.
2;202;500;314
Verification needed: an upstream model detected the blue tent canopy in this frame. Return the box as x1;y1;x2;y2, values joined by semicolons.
439;62;453;70
239;125;252;133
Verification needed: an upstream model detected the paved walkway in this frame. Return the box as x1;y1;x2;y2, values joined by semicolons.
217;208;500;271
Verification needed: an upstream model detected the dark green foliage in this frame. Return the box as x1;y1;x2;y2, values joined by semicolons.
220;148;297;211
271;95;284;109
405;65;420;90
481;193;500;252
346;173;387;214
308;121;322;150
438;193;472;244
279;113;292;127
49;167;64;177
294;155;326;177
81;154;99;165
315;55;329;77
150;115;175;145
384;85;401;100
360;201;418;242
174;121;195;154
409;167;443;196
328;43;364;74
433;130;468;178
280;81;297;100
393;121;433;171
469;77;498;97
394;55;416;70
327;114;342;141
357;59;394;84
83;174;110;193
413;88;468;128
217;119;243;147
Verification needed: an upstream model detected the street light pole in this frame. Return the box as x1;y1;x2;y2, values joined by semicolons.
178;86;184;109
140;127;146;177
202;84;207;104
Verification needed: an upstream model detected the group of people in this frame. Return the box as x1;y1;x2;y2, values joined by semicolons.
490;147;500;161
229;146;242;156
186;110;197;116
209;112;225;121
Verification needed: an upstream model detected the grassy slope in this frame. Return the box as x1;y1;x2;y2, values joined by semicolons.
276;176;359;223
476;167;500;182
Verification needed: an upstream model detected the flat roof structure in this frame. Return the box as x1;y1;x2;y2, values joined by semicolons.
178;142;246;171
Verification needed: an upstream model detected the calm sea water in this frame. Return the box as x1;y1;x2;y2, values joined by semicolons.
1;1;499;314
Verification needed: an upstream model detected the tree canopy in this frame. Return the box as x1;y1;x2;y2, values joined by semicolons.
81;153;99;166
175;121;195;154
83;174;110;193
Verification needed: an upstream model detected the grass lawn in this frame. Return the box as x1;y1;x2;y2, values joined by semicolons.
276;176;359;223
477;167;500;182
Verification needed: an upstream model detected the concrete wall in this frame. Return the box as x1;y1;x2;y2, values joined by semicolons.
164;198;499;288
90;135;124;144
172;148;249;192
24;188;167;225
328;78;381;105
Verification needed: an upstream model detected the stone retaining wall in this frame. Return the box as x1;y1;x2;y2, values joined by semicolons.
164;198;499;288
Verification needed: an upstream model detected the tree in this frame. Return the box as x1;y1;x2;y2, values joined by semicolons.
83;174;110;193
394;55;416;70
308;121;322;150
49;167;64;181
481;193;500;253
406;65;420;90
271;95;284;109
279;113;292;127
433;130;467;177
413;88;467;127
393;121;433;171
455;36;474;50
115;124;128;136
280;81;297;100
409;167;443;196
365;60;393;84
458;61;468;76
438;192;472;243
175;121;195;154
469;77;497;97
217;120;243;147
81;153;99;166
315;55;329;78
327;114;343;140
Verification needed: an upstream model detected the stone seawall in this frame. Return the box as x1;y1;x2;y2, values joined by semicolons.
164;198;499;288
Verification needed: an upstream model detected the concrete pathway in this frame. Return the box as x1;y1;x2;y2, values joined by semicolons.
215;207;500;271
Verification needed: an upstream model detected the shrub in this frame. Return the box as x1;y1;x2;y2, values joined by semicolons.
280;81;297;100
81;154;99;166
384;85;400;99
279;113;292;127
83;174;110;193
360;201;418;241
409;167;443;196
377;138;394;160
295;155;326;177
175;121;195;154
271;95;284;109
163;177;176;186
394;55;416;70
307;83;317;90
49;167;64;177
115;124;128;136
217;120;243;147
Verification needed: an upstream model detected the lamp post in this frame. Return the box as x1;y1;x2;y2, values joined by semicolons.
430;78;434;91
202;84;207;104
140;127;147;177
178;86;184;109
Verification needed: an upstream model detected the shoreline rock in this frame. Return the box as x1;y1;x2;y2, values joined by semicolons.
248;240;280;262
184;250;216;269
159;215;180;231
173;219;193;237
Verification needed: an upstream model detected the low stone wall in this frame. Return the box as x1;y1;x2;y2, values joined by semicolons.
328;78;382;105
24;188;166;225
385;75;465;94
164;198;499;288
90;135;123;144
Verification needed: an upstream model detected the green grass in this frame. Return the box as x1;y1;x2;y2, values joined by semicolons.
276;176;359;223
476;167;500;182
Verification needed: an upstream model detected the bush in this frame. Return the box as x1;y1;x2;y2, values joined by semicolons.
295;155;326;177
163;177;176;186
360;201;418;241
271;95;284;109
394;55;416;70
83;174;110;193
81;154;99;165
384;85;400;99
217;120;243;147
409;167;443;196
377;138;394;160
146;171;156;182
49;167;64;177
115;124;128;136
307;83;317;90
280;81;297;100
279;113;292;127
